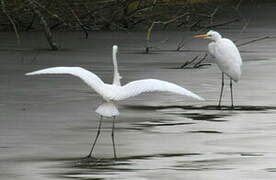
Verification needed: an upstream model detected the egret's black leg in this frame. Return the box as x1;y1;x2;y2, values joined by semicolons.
218;73;225;108
87;116;103;158
230;79;234;109
111;116;117;159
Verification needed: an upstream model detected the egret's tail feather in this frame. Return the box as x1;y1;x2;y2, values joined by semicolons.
96;102;119;117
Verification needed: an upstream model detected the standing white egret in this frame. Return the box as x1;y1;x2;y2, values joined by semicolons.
26;45;204;159
194;30;242;109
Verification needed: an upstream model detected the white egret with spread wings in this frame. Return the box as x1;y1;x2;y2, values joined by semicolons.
26;45;204;159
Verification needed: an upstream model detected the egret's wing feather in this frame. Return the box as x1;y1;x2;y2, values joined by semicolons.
208;42;216;57
26;67;106;96
218;39;242;66
212;39;242;82
112;79;204;101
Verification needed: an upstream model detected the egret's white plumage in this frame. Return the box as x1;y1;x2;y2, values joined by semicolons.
207;31;242;82
26;45;204;158
195;30;243;108
26;45;204;116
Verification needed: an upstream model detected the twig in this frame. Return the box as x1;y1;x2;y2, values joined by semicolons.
32;0;66;23
25;12;36;31
239;20;249;35
189;19;202;31
1;0;20;44
64;0;89;39
237;36;276;47
179;56;199;69
203;18;239;29
235;0;243;10
193;52;209;68
145;13;189;53
146;22;155;53
27;0;58;50
177;52;210;69
209;7;219;25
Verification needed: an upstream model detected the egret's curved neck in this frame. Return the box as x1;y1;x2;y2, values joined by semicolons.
112;48;121;86
213;34;222;42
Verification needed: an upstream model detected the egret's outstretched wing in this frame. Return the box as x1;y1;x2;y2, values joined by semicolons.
112;79;204;101
26;67;106;96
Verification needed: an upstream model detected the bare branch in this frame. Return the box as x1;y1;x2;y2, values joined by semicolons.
1;0;20;44
64;0;89;39
203;18;239;29
237;36;276;47
27;0;58;50
179;56;199;69
193;52;209;68
145;13;190;53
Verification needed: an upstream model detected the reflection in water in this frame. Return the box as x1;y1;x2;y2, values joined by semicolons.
52;151;268;180
265;168;276;172
134;120;195;128
124;105;276;123
52;153;202;179
217;152;264;157
178;113;229;122
124;105;276;112
174;158;236;171
188;130;223;134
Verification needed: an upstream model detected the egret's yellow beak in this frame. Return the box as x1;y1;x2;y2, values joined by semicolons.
194;34;209;38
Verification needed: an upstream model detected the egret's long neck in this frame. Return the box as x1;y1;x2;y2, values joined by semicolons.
213;34;222;42
112;48;121;86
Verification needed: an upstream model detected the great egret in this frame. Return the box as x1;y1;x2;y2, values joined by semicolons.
26;45;204;159
194;30;242;109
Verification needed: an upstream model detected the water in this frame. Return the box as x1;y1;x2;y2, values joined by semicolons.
1;5;276;179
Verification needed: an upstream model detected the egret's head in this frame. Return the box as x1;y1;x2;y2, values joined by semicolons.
113;45;118;54
194;30;222;41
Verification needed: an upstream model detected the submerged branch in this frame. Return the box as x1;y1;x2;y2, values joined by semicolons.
193;52;210;68
178;52;210;69
237;36;276;47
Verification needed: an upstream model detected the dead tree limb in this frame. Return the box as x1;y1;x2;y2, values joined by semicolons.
203;18;239;29
32;0;66;24
178;52;210;69
64;0;89;39
193;52;210;68
27;0;58;50
237;36;276;47
179;56;199;69
146;13;190;53
209;7;219;25
146;22;155;53
1;0;20;44
25;12;36;31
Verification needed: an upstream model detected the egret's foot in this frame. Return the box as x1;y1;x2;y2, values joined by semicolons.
84;154;94;160
230;105;235;110
82;155;100;162
216;105;222;110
